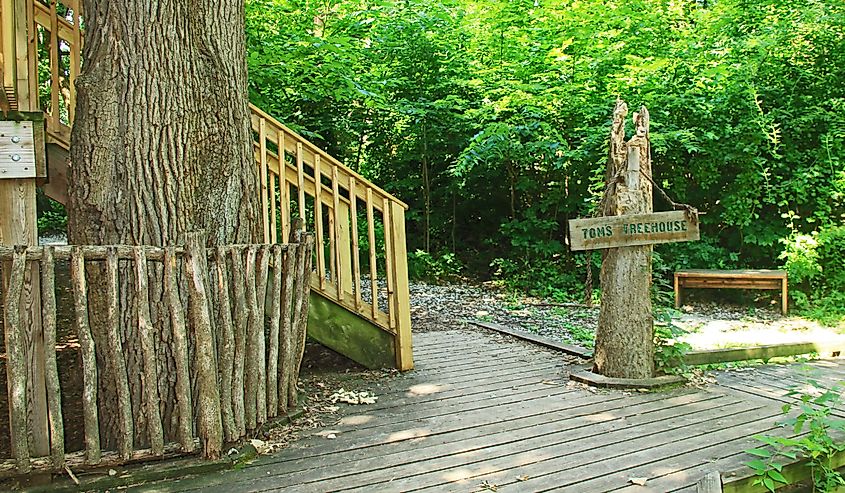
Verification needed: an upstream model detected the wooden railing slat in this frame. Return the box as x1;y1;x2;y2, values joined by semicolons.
255;246;271;424
71;247;101;465
331;165;342;301
4;247;31;473
184;234;224;459
266;244;283;417
133;247;164;457
229;247;247;437
259;118;270;243
277;130;287;242
106;247;134;459
39;247;65;469
213;247;237;442
164;247;195;453
314;155;326;290
366;188;378;320
383;198;395;330
243;246;259;431
289;234;314;405
68;5;81;123
349;177;362;311
296;142;306;221
48;0;59;128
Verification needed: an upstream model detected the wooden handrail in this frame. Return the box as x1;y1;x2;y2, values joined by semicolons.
30;0;81;141
252;108;413;370
249;105;407;209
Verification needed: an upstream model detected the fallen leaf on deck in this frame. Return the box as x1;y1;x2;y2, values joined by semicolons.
478;480;498;491
516;475;530;481
250;439;270;455
629;477;648;486
330;388;379;405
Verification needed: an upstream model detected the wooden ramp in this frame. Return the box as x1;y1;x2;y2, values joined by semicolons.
137;329;840;493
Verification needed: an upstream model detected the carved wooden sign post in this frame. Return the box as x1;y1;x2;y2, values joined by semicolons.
567;100;698;380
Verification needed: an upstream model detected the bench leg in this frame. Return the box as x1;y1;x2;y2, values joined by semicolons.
782;278;788;316
674;274;681;309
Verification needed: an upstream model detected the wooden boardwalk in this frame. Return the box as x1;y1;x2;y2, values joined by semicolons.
138;328;845;493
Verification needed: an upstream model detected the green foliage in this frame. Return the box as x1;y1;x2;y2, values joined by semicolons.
37;199;67;235
780;233;822;285
490;257;582;302
748;379;845;492
408;250;463;283
780;224;845;326
653;310;692;375
565;323;595;350
245;0;845;303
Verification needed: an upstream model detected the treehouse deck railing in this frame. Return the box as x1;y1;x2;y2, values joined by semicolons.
0;234;314;475
250;106;413;370
2;0;413;370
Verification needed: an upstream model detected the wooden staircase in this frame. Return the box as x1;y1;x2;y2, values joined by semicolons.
7;0;413;370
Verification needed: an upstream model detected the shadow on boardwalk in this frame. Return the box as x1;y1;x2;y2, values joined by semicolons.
134;328;842;493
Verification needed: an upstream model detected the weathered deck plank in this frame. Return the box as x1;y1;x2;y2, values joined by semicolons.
135;328;845;493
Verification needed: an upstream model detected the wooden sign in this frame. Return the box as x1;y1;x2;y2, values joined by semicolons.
568;210;699;251
0;121;36;179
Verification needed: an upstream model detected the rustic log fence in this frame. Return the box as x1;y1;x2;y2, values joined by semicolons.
0;231;314;475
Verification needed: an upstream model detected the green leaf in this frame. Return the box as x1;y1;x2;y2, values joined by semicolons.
762;476;776;492
767;470;788;484
747;459;767;472
746;448;772;458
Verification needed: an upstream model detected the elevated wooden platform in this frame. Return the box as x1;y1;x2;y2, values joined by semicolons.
137;328;842;493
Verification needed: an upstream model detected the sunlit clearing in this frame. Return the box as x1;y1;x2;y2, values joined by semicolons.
407;383;445;396
338;415;374;426
677;317;845;351
387;428;431;442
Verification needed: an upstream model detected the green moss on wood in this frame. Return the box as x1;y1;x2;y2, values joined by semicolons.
307;292;396;369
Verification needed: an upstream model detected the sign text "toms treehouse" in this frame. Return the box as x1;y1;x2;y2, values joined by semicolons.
568;210;699;251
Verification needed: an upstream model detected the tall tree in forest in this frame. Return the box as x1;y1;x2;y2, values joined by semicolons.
67;1;261;449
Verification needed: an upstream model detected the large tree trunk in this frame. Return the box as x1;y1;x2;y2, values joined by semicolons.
593;101;654;379
67;1;260;448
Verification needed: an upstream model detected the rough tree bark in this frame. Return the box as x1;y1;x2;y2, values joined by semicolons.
593;100;654;379
67;1;261;448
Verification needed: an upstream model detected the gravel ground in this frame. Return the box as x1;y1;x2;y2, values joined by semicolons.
408;280;599;347
406;279;841;352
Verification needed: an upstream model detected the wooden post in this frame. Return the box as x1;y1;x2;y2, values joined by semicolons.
593;101;655;379
390;201;414;371
213;246;237;441
164;247;194;453
39;246;64;469
71;248;101;465
674;272;681;309
184;232;223;459
0;0;50;460
105;248;134;460
134;247;164;457
4;247;30;473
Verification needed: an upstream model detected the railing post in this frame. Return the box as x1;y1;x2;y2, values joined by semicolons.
336;200;354;298
0;0;50;460
389;201;413;371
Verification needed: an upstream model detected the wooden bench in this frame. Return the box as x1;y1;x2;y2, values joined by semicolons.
674;269;788;315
